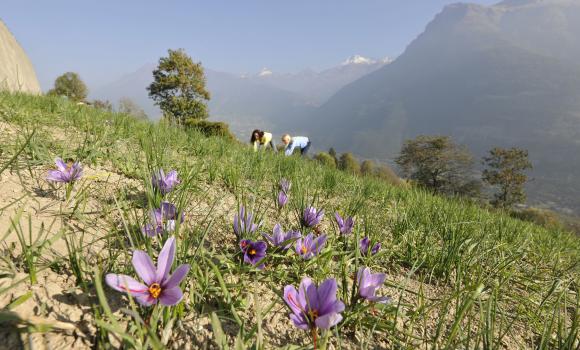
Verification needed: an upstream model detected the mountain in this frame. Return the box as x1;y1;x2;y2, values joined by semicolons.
310;0;580;214
0;20;41;94
245;55;390;105
91;55;389;138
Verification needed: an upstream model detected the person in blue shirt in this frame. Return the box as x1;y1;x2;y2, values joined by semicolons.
281;134;311;156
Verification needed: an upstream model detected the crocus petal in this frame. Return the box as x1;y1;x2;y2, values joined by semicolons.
317;278;338;314
368;272;387;287
289;313;310;330
163;264;190;289
47;170;66;182
105;274;148;295
135;294;157;306
368;296;391;303
159;286;183;306
283;285;303;315
261;233;274;245
132;251;157;285
156;237;176;282
55;158;67;171
315;312;343;330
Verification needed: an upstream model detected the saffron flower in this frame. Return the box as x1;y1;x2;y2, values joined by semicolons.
239;239;267;267
262;224;301;250
302;206;324;228
295;233;327;260
357;267;390;303
152;169;180;195
280;178;291;194
283;277;344;330
360;237;381;256
142;202;184;237
105;237;190;306
277;191;288;208
47;158;83;183
334;212;354;235
233;206;260;238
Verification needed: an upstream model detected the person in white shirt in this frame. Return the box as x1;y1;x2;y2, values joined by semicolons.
281;134;311;157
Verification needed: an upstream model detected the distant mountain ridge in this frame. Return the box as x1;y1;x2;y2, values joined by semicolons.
309;0;580;213
91;55;390;137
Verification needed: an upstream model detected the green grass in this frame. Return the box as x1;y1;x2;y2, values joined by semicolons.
0;91;579;349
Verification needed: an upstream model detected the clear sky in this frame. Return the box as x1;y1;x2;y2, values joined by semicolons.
2;0;498;90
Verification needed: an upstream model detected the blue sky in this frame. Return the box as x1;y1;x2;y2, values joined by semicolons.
3;0;497;90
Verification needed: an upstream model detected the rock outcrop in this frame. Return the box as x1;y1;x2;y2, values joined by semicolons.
0;20;41;94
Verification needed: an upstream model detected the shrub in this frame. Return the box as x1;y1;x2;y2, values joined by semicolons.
185;119;235;140
510;208;562;230
314;152;337;168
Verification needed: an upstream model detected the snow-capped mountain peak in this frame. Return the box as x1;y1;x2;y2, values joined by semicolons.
258;67;273;77
342;55;377;65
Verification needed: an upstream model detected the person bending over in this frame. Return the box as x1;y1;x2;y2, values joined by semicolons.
281;134;311;156
251;129;277;152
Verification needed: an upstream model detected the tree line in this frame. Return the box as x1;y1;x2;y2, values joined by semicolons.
316;135;532;211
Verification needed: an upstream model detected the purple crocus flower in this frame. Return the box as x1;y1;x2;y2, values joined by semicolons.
283;277;345;330
295;233;327;260
47;158;83;183
239;239;267;267
357;267;390;303
262;224;301;250
142;202;184;237
277;191;288;208
302;206;324;228
359;237;381;256
280;179;291;194
152;169;180;195
233;206;260;238
105;237;190;306
334;212;354;235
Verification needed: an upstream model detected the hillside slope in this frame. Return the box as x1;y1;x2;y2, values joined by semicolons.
0;92;578;349
310;0;580;214
0;20;41;94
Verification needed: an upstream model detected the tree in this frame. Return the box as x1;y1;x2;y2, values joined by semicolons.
395;135;479;196
118;97;148;119
47;72;87;102
482;147;532;208
360;160;376;176
328;148;339;167
339;153;361;175
147;49;210;123
92;99;113;112
374;164;403;186
314;152;337;168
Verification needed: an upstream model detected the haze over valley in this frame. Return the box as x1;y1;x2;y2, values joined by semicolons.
90;0;580;214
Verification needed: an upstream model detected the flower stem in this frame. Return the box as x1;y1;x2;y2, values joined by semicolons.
312;328;318;350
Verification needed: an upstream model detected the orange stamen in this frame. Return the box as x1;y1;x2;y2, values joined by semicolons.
148;283;162;299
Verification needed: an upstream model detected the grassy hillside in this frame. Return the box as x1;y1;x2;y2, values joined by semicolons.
0;92;578;349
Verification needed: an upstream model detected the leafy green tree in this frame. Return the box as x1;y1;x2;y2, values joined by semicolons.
118;97;148;119
482;147;532;208
339;152;361;175
147;49;210;123
314;152;337;168
360;160;376;176
395;135;479;196
48;72;88;102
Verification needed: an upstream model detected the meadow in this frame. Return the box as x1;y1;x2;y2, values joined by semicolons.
0;91;578;349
